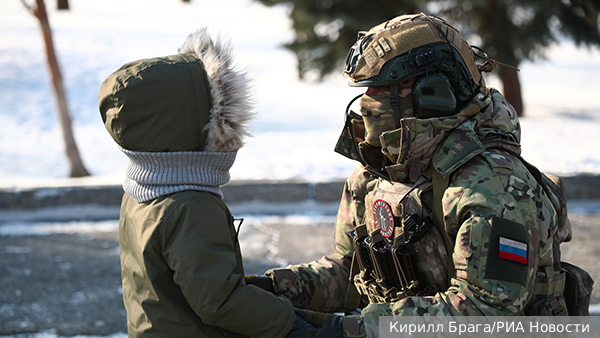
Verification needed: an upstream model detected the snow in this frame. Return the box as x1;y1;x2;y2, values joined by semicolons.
0;219;117;237
1;1;600;332
1;0;600;190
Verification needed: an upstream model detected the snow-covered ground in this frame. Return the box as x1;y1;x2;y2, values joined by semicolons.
1;0;600;190
0;215;598;338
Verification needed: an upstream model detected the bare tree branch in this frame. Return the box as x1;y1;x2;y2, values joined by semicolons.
19;0;37;16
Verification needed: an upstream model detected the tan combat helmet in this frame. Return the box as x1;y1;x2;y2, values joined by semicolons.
343;13;484;120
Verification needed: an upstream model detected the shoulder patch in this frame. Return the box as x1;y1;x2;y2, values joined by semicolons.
484;216;530;286
499;236;528;265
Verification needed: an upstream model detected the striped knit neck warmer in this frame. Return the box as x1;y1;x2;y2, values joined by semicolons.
119;147;237;203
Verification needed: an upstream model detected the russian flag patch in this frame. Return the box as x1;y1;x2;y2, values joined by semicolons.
498;237;528;265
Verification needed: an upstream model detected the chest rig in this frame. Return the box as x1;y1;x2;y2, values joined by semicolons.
349;174;450;304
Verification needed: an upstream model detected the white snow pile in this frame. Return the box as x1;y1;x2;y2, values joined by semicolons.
1;0;600;190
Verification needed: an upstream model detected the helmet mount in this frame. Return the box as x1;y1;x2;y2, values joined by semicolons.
343;13;484;125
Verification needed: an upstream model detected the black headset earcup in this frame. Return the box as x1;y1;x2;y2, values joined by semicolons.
413;73;457;118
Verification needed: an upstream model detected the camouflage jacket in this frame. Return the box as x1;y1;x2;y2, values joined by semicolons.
266;88;571;333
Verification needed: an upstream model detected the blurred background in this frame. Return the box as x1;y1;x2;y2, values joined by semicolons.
1;0;600;187
1;1;600;336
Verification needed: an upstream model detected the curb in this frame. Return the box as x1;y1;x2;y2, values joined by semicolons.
0;180;346;211
1;175;599;211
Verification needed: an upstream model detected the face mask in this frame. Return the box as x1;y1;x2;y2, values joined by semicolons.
358;78;416;147
358;94;396;147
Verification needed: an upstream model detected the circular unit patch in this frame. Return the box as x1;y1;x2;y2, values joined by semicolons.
373;199;395;238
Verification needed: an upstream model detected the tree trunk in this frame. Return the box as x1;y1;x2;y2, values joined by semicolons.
499;67;523;117
57;0;68;10
33;0;90;177
477;0;524;117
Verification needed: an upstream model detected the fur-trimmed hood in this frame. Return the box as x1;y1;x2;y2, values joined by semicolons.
99;28;253;153
178;28;254;152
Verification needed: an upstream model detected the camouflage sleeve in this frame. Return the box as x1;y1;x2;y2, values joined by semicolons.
360;153;556;327
265;165;375;312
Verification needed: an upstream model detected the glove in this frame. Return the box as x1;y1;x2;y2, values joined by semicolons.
286;310;342;338
286;309;365;338
292;314;315;331
244;275;275;293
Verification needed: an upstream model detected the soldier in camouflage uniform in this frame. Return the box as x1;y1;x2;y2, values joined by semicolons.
248;14;590;337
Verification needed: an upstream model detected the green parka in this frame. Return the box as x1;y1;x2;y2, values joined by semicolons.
99;28;296;337
119;191;295;337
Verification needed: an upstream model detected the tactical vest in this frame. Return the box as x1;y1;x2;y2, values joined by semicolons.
348;170;449;305
346;164;594;316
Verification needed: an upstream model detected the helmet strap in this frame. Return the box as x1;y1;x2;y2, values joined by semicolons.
389;84;403;129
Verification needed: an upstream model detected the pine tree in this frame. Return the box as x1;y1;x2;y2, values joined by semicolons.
254;0;425;80
254;0;600;116
432;0;600;115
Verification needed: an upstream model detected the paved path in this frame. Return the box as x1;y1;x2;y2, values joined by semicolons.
0;211;598;336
